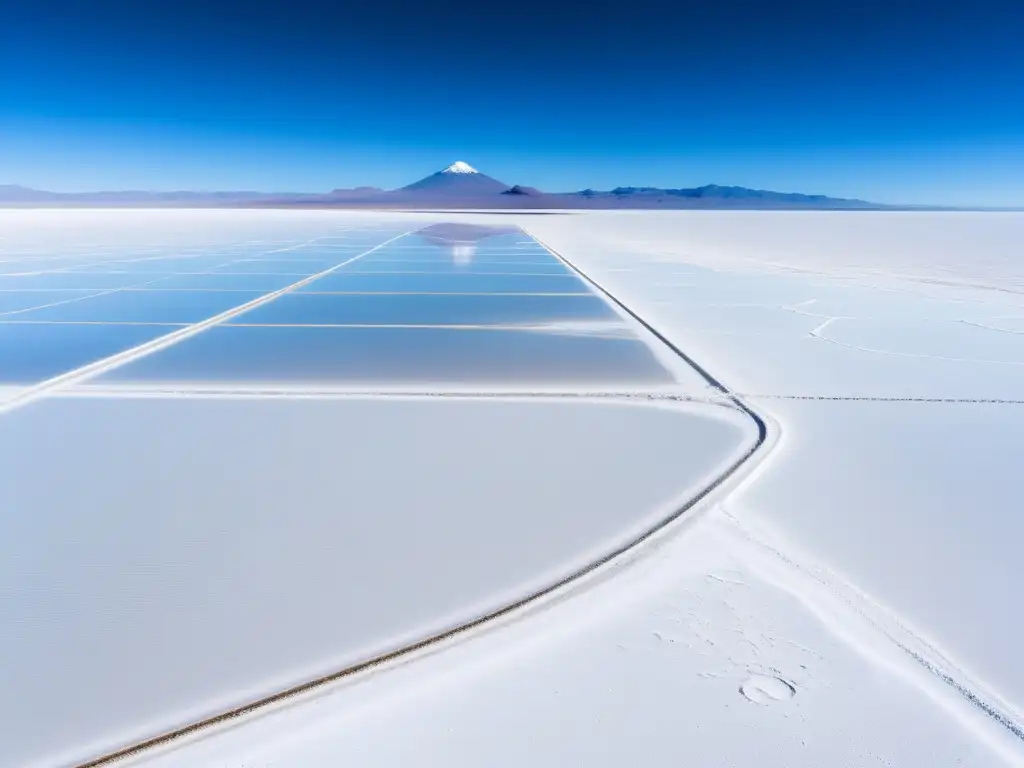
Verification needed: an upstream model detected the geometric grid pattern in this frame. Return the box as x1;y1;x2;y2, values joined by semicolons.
1;223;681;391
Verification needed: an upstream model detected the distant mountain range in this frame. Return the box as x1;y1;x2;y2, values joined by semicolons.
262;162;889;209
0;184;316;206
0;163;952;210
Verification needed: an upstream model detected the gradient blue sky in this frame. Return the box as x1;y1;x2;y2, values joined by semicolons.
4;0;1022;205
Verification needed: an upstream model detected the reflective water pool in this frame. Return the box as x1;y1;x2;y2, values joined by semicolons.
1;223;681;388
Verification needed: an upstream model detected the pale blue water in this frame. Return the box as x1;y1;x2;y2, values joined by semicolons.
0;223;677;386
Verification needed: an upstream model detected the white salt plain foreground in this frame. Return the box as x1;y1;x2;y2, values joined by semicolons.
1;210;1023;766
2;397;754;766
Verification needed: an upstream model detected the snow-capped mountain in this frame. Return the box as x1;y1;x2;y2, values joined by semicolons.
441;161;478;174
399;161;510;196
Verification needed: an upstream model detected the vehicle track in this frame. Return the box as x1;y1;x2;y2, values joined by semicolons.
73;228;771;768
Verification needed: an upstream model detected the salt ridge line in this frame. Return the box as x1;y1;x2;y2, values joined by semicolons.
0;229;417;416
746;394;1024;404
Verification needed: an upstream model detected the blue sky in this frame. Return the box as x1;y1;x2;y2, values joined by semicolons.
4;0;1022;205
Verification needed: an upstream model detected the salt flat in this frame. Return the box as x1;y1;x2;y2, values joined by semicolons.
2;209;1022;766
529;210;1024;718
